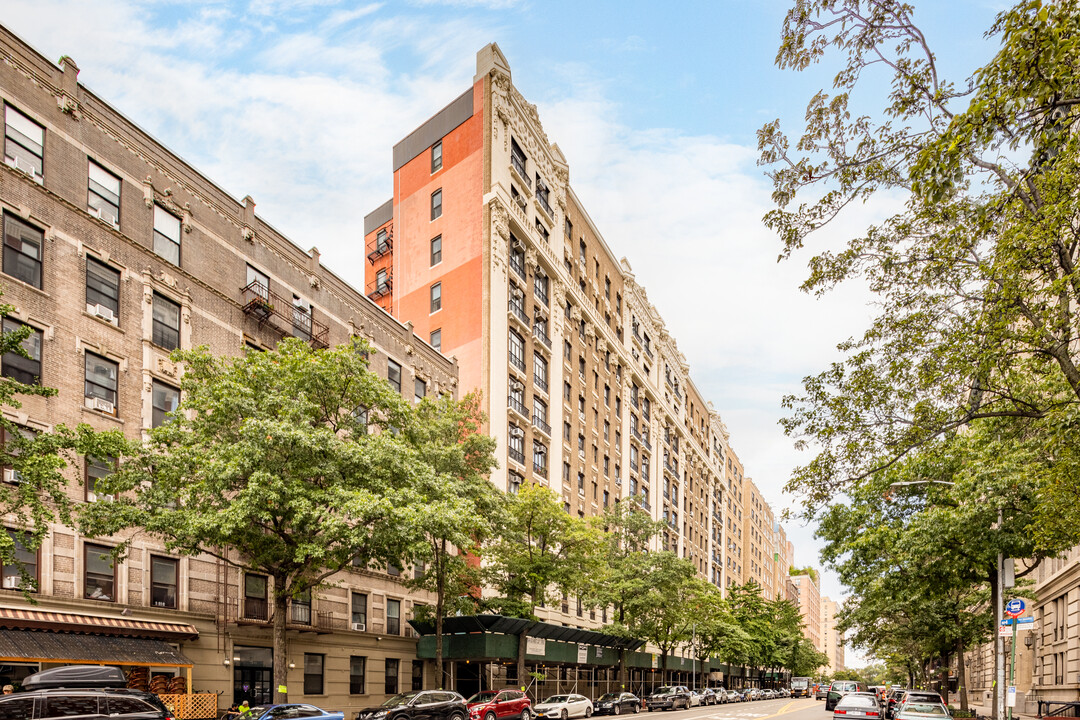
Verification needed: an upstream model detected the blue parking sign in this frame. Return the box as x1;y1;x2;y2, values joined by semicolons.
1005;598;1025;618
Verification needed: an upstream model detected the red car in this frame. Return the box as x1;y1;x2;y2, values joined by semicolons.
468;690;533;720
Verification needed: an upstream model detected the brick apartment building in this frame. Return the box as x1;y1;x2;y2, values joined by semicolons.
0;23;458;715
362;42;790;621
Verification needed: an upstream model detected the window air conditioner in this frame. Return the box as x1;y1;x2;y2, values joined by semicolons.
5;156;42;183
2;575;17;589
2;468;20;484
92;397;115;414
90;207;104;220
352;622;366;632
88;303;115;323
514;195;527;211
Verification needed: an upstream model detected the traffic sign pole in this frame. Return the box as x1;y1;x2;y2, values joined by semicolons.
1007;619;1017;720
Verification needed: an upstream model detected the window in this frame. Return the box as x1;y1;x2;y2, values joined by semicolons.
352;592;368;627
85;456;115;503
508;330;525;371
564;339;572;360
385;659;399;695
432;141;443;173
152;380;180;428
430;283;442;313
87;257;121;320
244;573;269;620
511;138;527;177
535;219;549;243
387;598;401;635
152;206;181;265
88;160;121;227
563;381;571;402
604;385;610;406
4;105;43;178
533;352;548;391
414;377;426;403
565;218;573;238
429;329;442;352
510;239;525;278
376;268;389;293
412;660;424;691
430;236;442;266
150;556;178;609
532;441;547;477
536;175;551;215
605;276;611;299
84;543;115;601
350;656;366;695
3;214;42;288
431;189;442;221
1;319;41;386
508;471;522;494
292;295;312;340
376;228;389;253
84;353;118;415
152;293;181;350
0;528;36;591
246;264;269;300
304;653;324;695
388;359;402;393
534;272;549;307
533;397;547;426
508;424;524;465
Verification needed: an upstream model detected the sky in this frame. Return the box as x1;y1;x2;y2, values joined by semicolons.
2;0;1009;666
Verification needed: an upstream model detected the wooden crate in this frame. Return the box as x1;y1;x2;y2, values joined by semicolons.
157;693;219;719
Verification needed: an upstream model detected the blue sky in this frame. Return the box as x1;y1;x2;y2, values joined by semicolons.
3;0;1007;664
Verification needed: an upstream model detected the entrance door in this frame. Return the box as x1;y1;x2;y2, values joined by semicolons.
234;666;272;706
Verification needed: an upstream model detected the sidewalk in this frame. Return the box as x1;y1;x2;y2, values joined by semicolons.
969;703;1039;720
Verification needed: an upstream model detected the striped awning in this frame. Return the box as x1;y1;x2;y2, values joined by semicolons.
0;607;199;641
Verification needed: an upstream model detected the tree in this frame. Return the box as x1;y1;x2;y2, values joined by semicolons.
483;482;604;693
758;0;1080;523
681;588;751;689
592;500;665;687
727;581;773;683
83;339;428;704
0;293;122;587
623;554;703;683
404;392;501;690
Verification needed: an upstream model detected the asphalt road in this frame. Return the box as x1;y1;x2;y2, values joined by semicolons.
636;697;822;720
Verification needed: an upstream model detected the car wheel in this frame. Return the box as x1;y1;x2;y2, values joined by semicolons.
586;707;593;718
634;704;640;714
614;705;622;716
450;714;466;720
486;713;497;720
522;711;531;720
562;711;568;720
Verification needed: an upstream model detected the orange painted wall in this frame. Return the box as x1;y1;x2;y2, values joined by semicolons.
363;219;394;312
391;79;486;395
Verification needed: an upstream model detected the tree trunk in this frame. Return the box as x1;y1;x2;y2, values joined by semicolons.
957;638;968;712
435;592;445;689
619;648;627;690
273;581;289;704
939;654;950;707
661;649;668;684
518;632;529;697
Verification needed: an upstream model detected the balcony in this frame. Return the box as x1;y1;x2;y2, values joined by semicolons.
511;255;526;281
534;375;549;394
366;275;393;301
644;344;654;360
509;352;526;373
509;301;530;328
532;460;548;479
532;415;551;436
509;445;525;465
511;154;530;189
232;599;338;633
508;394;528;419
533;324;551;350
241;281;330;349
366;230;393;264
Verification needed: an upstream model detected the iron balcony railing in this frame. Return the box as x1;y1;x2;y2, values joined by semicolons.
508;394;528;418
241;281;329;349
532;415;551;436
532;459;548;479
511;255;526;280
509;446;525;465
511;154;529;186
509;352;526;373
533;324;551;349
509;301;530;327
534;375;549;393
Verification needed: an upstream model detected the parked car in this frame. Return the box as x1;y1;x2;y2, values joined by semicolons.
724;690;741;703
249;705;345;720
356;691;468;720
831;693;882;720
894;702;950;720
646;687;691;711
699;689;717;706
826;681;870;712
885;690;909;720
898;692;943;708
593;693;640;716
816;685;830;701
0;665;173;720
533;694;593;720
688;692;703;708
467;690;532;720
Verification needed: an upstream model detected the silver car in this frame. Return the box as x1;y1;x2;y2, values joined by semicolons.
833;693;882;720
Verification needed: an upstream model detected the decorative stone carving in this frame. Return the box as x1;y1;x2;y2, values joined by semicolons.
490;199;510;241
309;274;320;289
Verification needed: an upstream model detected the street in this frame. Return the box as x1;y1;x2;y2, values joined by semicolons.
643;698;820;720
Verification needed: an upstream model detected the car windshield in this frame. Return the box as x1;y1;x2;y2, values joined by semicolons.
654;687;677;695
543;696;571;704
599;695;620;701
902;705;948;716
250;707;272;717
839;696;879;708
468;692;497;704
383;693;421;707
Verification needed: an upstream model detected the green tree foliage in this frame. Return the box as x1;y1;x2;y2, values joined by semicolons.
0;295;122;586
483;482;604;692
83;339;442;704
622;553;700;683
726;581;827;682
403;392;501;689
759;0;1080;527
592;501;666;686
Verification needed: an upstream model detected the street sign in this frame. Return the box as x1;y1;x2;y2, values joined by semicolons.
999;618;1037;635
1005;599;1026;618
1007;686;1017;708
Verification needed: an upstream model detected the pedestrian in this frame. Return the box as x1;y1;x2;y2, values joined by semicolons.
2;685;12;695
237;699;252;716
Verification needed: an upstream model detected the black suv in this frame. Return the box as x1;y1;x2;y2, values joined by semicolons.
646;687;691;712
356;691;468;720
0;665;172;720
